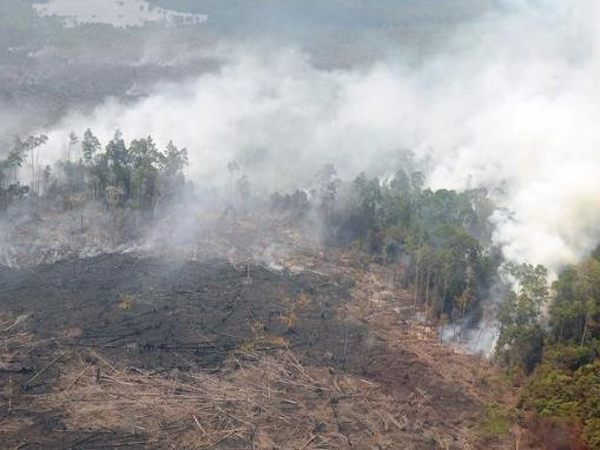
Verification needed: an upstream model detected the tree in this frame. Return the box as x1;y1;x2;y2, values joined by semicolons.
14;134;48;193
390;169;411;197
429;225;482;314
68;131;78;162
161;142;188;179
158;141;188;201
550;259;600;346
129;137;160;209
0;148;27;188
353;174;383;215
227;160;240;193
350;173;384;251
82;129;101;165
316;163;340;227
104;130;131;197
573;259;600;347
236;174;251;212
316;163;337;190
410;171;425;193
456;265;476;330
414;244;438;312
495;263;549;372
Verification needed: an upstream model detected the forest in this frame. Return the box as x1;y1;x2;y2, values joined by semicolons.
0;130;188;211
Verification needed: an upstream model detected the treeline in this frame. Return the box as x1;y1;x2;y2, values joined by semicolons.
272;159;600;446
493;256;600;447
272;159;500;326
0;129;188;212
316;160;600;446
0;134;48;209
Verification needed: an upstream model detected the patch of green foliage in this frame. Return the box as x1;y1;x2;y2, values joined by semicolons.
523;359;600;447
477;404;511;437
1;129;188;214
311;155;499;324
273;156;499;328
494;249;600;448
494;263;548;374
59;129;188;210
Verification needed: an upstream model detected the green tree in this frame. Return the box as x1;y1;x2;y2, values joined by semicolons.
13;134;48;193
129;137;160;208
158;141;188;200
550;259;600;346
390;168;411;197
82;128;101;165
104;130;131;197
496;263;548;373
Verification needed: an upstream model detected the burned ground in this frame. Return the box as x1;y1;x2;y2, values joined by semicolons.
0;254;365;372
0;250;518;449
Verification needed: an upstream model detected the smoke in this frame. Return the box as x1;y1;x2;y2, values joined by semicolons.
30;0;600;273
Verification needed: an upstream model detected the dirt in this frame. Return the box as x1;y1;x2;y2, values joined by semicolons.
0;254;519;448
0;214;524;449
1;253;364;369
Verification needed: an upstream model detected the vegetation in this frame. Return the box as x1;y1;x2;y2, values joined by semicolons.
0;0;204;52
293;158;501;326
275;159;600;447
4;2;594;448
2;129;187;209
477;404;511;437
489;252;600;448
495;263;548;373
5;129;600;445
0;129;188;240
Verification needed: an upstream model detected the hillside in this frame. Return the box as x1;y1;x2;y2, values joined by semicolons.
0;215;520;449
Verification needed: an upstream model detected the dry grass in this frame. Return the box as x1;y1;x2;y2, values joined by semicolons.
0;227;519;449
0;305;479;449
348;263;515;406
0;313;37;440
0;313;34;374
31;347;466;449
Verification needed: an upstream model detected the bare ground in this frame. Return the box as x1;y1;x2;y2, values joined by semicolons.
0;215;526;449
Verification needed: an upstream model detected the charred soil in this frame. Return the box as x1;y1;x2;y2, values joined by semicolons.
0;243;520;449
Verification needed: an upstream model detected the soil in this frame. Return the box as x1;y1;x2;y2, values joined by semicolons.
0;239;521;449
0;206;526;449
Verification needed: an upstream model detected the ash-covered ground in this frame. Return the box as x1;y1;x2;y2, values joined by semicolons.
0;212;519;449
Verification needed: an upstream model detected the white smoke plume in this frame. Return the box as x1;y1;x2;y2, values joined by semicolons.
36;0;600;273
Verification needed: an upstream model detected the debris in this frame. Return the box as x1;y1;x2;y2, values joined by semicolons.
0;220;518;448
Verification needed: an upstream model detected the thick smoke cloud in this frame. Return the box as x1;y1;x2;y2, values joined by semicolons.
38;0;600;273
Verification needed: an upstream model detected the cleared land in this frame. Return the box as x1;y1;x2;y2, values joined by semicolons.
0;216;521;449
